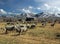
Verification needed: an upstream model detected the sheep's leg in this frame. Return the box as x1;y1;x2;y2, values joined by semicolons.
20;29;24;35
5;29;8;34
18;31;21;35
17;29;21;35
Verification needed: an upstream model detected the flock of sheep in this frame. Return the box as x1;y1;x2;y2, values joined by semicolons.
4;22;36;35
2;20;56;35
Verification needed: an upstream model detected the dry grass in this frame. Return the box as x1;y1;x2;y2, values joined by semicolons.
0;22;60;44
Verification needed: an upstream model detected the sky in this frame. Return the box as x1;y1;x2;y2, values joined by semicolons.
0;0;60;15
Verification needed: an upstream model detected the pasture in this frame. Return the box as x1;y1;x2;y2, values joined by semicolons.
0;22;60;44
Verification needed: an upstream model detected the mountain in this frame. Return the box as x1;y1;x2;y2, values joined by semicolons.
34;12;60;21
0;9;60;21
35;12;60;18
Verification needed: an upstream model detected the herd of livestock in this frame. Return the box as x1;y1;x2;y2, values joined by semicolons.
2;20;56;35
4;22;36;35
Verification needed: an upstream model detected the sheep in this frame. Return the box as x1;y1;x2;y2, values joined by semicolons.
41;21;46;27
50;20;57;27
15;24;28;35
5;25;15;34
51;23;55;27
51;21;56;27
4;24;21;34
14;24;21;35
26;24;36;29
30;24;36;29
55;33;60;39
19;24;28;32
26;24;31;29
4;24;28;35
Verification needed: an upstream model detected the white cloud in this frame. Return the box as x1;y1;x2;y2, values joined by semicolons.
37;7;41;10
42;4;50;10
0;9;7;14
16;6;38;14
34;0;60;13
0;9;20;15
38;4;50;11
29;6;33;9
22;9;31;13
44;4;50;8
57;8;60;11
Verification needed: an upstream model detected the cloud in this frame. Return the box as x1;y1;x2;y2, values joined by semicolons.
42;4;51;11
15;3;60;14
37;7;41;10
29;6;33;9
56;7;60;11
22;7;37;14
0;9;7;14
22;9;31;13
0;9;21;15
34;0;60;13
37;3;50;11
44;4;50;8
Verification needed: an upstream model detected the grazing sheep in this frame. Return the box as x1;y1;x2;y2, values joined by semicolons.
5;24;28;35
6;22;14;25
15;24;28;35
19;24;28;32
14;24;21;34
26;24;36;29
5;25;15;34
51;20;56;27
41;21;46;27
51;23;55;27
26;24;31;29
51;22;56;27
55;33;60;39
5;24;21;34
30;24;36;29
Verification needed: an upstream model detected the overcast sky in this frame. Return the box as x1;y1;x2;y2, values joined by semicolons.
0;0;60;14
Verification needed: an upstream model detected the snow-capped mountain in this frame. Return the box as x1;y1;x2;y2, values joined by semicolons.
35;12;60;18
0;9;60;20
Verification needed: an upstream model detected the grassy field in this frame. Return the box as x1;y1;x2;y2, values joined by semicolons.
0;22;60;44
